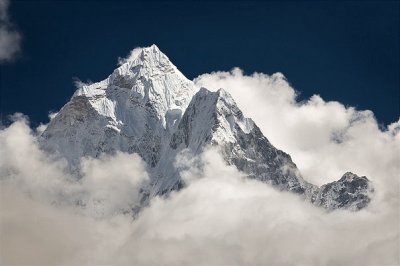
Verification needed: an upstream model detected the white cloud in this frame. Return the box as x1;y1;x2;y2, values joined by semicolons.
195;68;400;187
36;111;58;134
79;152;148;218
0;118;148;216
0;67;399;265
120;148;399;266
0;0;21;62
117;47;143;66
72;77;93;89
2;138;398;265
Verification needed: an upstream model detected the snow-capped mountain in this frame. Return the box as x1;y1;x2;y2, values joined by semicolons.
41;45;196;168
40;45;373;211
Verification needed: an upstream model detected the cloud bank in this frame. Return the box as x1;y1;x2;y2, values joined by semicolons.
0;67;399;265
0;0;21;62
195;68;400;186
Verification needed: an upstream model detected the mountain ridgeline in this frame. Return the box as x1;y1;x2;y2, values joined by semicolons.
40;45;373;211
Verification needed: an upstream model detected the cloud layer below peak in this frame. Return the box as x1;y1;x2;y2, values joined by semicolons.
195;68;400;186
0;66;399;265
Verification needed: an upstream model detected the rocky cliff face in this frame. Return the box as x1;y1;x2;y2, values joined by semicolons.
314;172;373;210
40;45;373;210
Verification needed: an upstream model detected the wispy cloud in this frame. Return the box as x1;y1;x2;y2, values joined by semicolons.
117;47;143;66
0;0;21;62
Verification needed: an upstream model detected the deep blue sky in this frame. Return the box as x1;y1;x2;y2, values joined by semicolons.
1;0;399;127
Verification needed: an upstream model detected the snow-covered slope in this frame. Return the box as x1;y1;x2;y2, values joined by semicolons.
40;45;372;210
151;87;372;210
41;45;196;168
168;88;313;193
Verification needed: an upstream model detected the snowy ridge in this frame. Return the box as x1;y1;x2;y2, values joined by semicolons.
40;45;372;211
170;88;255;149
41;45;196;169
73;44;196;130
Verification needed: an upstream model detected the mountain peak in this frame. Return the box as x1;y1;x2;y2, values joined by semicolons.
72;45;197;130
196;87;237;106
142;44;161;56
111;45;178;80
41;46;372;211
122;44;162;65
170;87;254;150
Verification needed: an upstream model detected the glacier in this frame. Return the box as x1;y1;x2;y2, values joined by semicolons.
40;45;373;211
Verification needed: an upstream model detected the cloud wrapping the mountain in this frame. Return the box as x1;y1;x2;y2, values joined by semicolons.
0;119;148;265
119;148;399;266
0;118;147;216
195;68;400;186
0;0;21;62
0;67;399;265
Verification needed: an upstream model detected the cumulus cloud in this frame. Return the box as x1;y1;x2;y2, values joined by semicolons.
0;130;398;265
0;118;149;265
79;152;148;218
195;68;400;187
0;68;399;265
120;148;399;266
0;0;21;62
